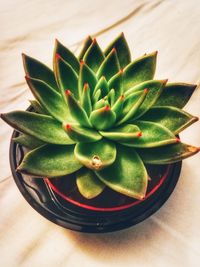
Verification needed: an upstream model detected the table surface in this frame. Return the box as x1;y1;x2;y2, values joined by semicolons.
0;0;200;266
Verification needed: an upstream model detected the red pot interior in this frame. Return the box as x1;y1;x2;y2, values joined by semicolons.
45;164;171;212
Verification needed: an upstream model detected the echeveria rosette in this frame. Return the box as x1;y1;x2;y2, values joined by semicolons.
1;33;199;200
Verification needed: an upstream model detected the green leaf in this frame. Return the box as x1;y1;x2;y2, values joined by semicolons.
89;105;116;130
108;70;123;100
155;82;197;108
78;36;93;60
83;39;105;73
17;144;82;177
95;144;148;199
76;168;105;199
80;83;92;116
65;90;91;127
54;54;79;99
122;90;145;115
26;77;71;123
111;95;125;118
63;123;102;143
140;106;198;134
29;100;49;115
125;80;167;119
93;76;109;97
123;51;157;92
1;111;75;145
100;124;141;142
78;61;98;98
22;54;58;91
137;143;200;164
13;134;45;149
106;88;115;106
97;48;120;81
121;121;177;148
74;139;116;170
53;39;80;73
116;89;148;125
93;98;108;110
104;32;131;68
92;89;101;104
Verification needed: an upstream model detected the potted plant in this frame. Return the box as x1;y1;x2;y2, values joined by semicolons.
1;33;199;233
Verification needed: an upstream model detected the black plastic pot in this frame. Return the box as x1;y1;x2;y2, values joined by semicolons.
10;128;182;233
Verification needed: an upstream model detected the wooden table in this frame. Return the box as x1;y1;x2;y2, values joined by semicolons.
0;1;200;266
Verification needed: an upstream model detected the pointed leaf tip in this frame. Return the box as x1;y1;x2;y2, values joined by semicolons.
138;131;142;137
55;53;61;60
65;89;71;96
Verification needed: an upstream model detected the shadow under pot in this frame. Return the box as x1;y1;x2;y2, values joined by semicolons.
10;128;181;233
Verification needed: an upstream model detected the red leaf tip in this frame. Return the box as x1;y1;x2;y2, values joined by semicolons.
66;124;71;130
119;68;124;74
137;131;142;137
55;53;61;60
176;137;180;143
84;83;89;90
25;75;30;80
112;47;116;53
120;95;125;100
65;89;71;96
164;79;168;84
144;88;149;94
104;105;110;111
80;59;85;65
93;38;97;44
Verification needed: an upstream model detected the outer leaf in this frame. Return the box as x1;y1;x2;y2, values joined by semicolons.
65;90;91;127
80;83;92;116
74;139;116;170
1;111;75;145
17;144;82;177
76;168;105;199
83;39;104;72
137;143;200;164
63;123;102;143
29;100;48;115
54;54;78;99
53;39;80;73
121;121;177;148
140;106;198;134
97;49;120;81
78;36;93;60
155;83;197;108
89;106;116;130
123;51;157;92
93;76;109;97
78;61;97;98
100;124;141;142
26;77;71;122
22;54;58;91
95;144;148;199
108;70;123;100
126;79;167;119
13;134;45;149
104;32;131;68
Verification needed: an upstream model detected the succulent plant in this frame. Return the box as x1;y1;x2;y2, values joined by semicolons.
1;33;199;200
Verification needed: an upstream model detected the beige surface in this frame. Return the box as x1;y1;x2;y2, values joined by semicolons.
0;0;200;266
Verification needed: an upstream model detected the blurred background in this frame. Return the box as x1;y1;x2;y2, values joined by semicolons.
0;1;200;266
